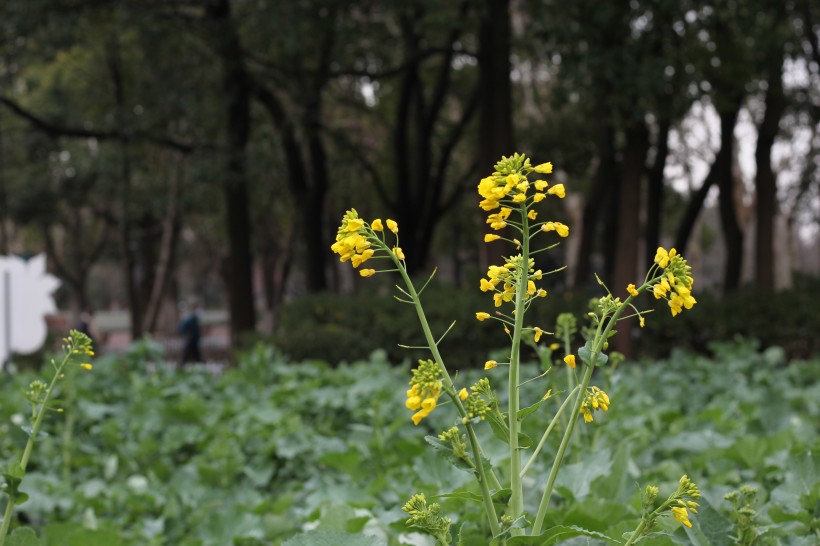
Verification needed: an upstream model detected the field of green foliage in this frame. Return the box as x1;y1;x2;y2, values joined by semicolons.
0;339;817;545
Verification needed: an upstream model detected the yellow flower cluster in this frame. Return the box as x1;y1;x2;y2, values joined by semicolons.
330;209;402;278
651;247;696;317
406;359;443;425
477;157;561;212
670;475;701;528
579;386;610;423
479;255;547;307
474;154;568;321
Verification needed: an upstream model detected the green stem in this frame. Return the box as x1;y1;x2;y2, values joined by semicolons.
519;385;580;479
0;350;72;545
532;298;632;535
507;205;530;529
531;360;594;535
624;498;673;546
397;264;502;537
623;520;648;546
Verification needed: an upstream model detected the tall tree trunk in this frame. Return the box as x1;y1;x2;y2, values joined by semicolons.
645;120;670;266
612;123;649;357
477;0;513;271
211;0;257;344
754;60;785;290
674;101;743;255
574;120;616;286
0;112;7;255
142;162;182;333
106;37;142;339
718;113;744;292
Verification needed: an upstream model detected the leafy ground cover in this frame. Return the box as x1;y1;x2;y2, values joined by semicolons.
0;339;817;545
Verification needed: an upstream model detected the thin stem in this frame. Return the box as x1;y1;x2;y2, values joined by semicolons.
531;297;633;535
0;349;72;545
520;385;580;479
531;361;594;535
396;262;502;536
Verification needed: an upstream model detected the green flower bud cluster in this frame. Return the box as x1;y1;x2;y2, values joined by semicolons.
402;493;451;544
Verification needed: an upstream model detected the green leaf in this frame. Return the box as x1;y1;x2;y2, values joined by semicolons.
517;398;547;421
682;499;734;546
491;488;512;503
578;341;608;367
554;449;612;501
485;413;533;449
41;523;126;546
6;527;41;546
432;491;484;504
592;442;631;501
506;525;619;545
487;411;511;445
282;531;385;546
7;462;25;480
424;435;475;472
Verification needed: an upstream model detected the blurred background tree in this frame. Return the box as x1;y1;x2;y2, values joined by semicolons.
0;0;817;358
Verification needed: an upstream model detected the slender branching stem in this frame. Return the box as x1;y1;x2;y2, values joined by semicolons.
396;262;502;536
520;385;581;479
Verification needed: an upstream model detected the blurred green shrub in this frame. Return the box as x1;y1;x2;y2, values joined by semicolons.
636;274;820;359
270;281;589;365
271;275;820;364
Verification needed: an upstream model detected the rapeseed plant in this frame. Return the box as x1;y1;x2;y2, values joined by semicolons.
331;153;700;543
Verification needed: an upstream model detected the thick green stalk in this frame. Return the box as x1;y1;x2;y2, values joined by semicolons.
397;265;502;537
507;209;530;526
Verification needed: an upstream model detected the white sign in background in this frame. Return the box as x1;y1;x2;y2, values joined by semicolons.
0;254;60;369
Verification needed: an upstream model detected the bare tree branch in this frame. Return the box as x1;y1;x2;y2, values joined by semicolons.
0;96;200;153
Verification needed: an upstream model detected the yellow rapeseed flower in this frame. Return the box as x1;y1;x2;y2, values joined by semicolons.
532;193;546;202
563;354;576;368
484;360;498;370
371;219;383;231
458;388;468;400
533;327;543;342
393;247;405;261
534;180;549;191
528;209;538;220
360;269;376;277
627;283;639;297
671;506;692;528
484;234;501;242
387;219;399;233
476;312;491;321
547;184;565;198
654;247;677;268
533;162;553;174
80;363;93;371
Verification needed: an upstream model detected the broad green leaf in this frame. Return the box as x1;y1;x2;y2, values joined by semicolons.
6;527;41;546
554;449;612;501
592;442;632;501
41;523;125;546
578;341;608;367
681;499;733;546
506;525;619;545
283;531;384;546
